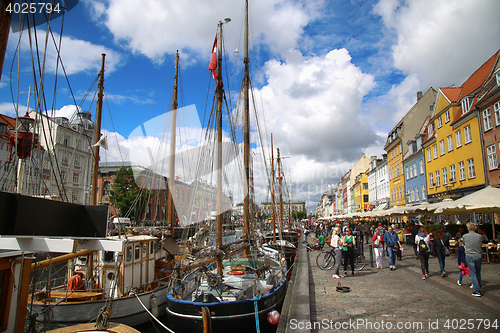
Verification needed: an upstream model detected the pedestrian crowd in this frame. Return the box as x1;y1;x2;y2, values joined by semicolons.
304;219;492;297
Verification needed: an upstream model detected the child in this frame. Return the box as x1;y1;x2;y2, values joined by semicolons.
456;239;470;286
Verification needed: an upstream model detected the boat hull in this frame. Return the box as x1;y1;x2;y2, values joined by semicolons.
30;288;167;327
166;279;287;332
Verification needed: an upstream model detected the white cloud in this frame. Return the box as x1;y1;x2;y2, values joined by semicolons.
374;0;500;89
0;102;16;117
84;0;322;63
11;29;122;75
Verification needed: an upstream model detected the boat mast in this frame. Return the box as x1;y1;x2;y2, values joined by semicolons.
278;148;284;230
0;0;13;81
216;21;224;276
91;54;105;205
167;52;179;234
271;134;276;243
243;0;251;255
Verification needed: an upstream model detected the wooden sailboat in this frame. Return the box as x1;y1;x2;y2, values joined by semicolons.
165;2;287;332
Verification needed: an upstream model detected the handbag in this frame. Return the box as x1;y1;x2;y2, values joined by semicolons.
374;238;380;246
441;239;451;256
393;242;400;251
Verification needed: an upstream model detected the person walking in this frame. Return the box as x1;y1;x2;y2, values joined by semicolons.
463;222;484;297
415;227;431;280
384;226;400;270
395;224;404;261
434;229;448;277
411;222;420;259
342;228;356;276
456;239;470;286
372;228;384;269
330;227;343;279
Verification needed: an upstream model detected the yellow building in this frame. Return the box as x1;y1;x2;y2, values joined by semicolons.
353;172;369;212
423;51;500;201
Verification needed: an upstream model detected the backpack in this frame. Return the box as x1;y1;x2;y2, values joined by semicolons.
418;238;429;253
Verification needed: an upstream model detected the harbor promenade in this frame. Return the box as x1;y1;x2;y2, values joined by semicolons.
279;236;500;332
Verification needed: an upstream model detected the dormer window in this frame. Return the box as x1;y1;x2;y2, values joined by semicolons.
496;72;500;86
427;122;435;136
461;96;473;114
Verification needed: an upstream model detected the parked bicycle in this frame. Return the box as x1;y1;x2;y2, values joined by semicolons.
316;247;366;271
303;240;324;251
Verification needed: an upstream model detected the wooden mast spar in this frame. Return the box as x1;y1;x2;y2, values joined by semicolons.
243;0;251;256
91;54;106;206
216;20;224;276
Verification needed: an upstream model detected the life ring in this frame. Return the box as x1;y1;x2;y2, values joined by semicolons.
228;270;245;275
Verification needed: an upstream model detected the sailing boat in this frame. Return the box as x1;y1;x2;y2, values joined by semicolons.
165;2;287;332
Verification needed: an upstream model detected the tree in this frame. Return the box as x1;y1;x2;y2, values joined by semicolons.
292;211;307;220
109;167;150;222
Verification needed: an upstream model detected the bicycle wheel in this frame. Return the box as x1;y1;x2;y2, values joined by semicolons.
316;251;335;270
354;254;366;271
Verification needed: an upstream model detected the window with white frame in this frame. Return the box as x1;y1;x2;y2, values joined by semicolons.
74;155;80;168
61;170;66;181
421;184;426;200
483;108;493;131
447;135;453;152
442;167;448;185
427;122;435;136
415;186;419;201
461;96;472;114
63;134;71;146
62;151;69;164
450;164;456;183
495;101;500;126
413;163;417;177
429;173;434;188
419;159;424;174
433;144;438;159
73;172;79;184
467;158;475;178
410;188;415;202
439;140;445;156
435;170;441;187
464;125;472;144
459;161;465;181
456;130;462;148
427;148;431;162
76;138;82;150
406;167;410;180
437;116;442;128
445;110;450;123
487;144;497;170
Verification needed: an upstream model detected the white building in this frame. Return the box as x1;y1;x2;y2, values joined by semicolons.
30;110;95;204
367;155;390;210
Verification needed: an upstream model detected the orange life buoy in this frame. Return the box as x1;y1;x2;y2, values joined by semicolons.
228;270;245;275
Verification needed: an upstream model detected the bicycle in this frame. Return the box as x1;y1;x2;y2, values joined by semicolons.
316;247;366;271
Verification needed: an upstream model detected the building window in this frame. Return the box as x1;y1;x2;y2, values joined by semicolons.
483;108;493;131
419;160;424;174
429;173;434;188
487;145;497;170
76;139;82;150
437;116;442;128
421;184;426;201
442;167;448;185
60;170;66;181
450;164;456;183
433;145;438;159
74;155;80;168
413;163;417;178
427;122;435;136
456;130;462;148
467;158;475;179
445;110;450;123
464;125;472;144
406;167;410;180
415;186;419;201
363;183;368;190
459;161;465;181
494;102;500;126
461;96;472;114
61;151;69;164
435;170;441;187
63;134;71;146
410;188;415;202
426;148;431;162
439;140;445;156
447;135;453;152
73;172;79;184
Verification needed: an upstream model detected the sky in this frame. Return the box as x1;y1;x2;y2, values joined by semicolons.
1;0;500;214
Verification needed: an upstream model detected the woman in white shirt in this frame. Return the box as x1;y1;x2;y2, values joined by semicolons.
372;228;384;269
330;227;343;279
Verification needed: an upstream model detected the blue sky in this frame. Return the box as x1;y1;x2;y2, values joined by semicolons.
1;0;500;212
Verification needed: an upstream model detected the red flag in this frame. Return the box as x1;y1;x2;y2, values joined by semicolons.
208;36;219;82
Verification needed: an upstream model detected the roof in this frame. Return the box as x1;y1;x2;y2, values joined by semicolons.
459;50;500;99
440;87;461;103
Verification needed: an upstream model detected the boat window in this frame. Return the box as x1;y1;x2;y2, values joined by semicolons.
150;241;154;254
126;246;132;262
103;251;114;262
135;245;140;260
107;272;115;281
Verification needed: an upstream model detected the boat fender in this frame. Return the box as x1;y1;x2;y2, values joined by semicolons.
150;294;159;317
228;270;245;275
267;309;280;325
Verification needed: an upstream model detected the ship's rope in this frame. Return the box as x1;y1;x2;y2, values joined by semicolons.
252;294;261;333
132;292;176;333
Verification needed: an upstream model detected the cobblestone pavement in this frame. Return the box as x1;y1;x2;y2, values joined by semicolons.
301;243;500;333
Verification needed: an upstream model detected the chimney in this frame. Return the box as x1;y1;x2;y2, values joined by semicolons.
417;91;423;101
